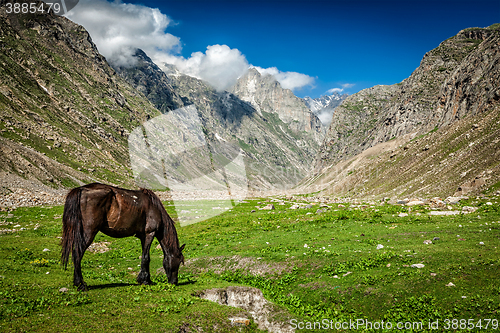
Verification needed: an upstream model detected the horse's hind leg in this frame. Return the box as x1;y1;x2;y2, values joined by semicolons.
137;232;155;285
73;229;99;291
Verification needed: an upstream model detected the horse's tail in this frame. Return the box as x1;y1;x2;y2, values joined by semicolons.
61;187;85;270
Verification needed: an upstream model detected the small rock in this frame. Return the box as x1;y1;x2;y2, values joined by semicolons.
261;204;275;210
446;282;455;287
229;317;250;327
398;213;408;217
429;197;446;208
486;202;493;206
433;237;440;241
430;273;437;276
407;200;425;206
430;211;460;216
250;210;256;213
462;206;478;213
445;196;468;204
411;264;425;268
479;242;484;245
43;248;50;252
386;263;391;268
59;287;68;293
376;244;384;250
343;271;352;277
423;240;432;245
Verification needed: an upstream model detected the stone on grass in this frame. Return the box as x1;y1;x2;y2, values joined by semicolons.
398;213;408;217
411;264;425;268
430;211;460;216
407;200;425;206
229;317;250;327
462;206;478;213
59;287;68;293
423;240;432;244
261;204;275;210
446;282;456;287
376;244;384;250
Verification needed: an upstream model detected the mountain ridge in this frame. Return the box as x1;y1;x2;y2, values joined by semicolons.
303;24;500;198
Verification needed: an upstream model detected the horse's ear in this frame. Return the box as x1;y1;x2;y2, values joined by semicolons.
180;243;186;251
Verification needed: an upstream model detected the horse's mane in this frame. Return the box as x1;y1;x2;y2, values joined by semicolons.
141;188;180;251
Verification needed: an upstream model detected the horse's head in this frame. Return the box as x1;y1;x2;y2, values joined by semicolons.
165;243;185;284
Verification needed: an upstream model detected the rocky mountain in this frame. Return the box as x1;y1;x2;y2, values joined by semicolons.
115;58;323;191
113;49;185;113
303;92;348;126
302;24;500;198
0;0;164;195
303;92;347;113
230;68;325;144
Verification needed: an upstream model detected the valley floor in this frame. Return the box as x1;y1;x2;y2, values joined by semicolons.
0;194;499;332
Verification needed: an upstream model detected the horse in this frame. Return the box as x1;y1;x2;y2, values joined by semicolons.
61;183;185;291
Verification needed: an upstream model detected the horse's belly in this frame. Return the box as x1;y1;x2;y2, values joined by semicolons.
100;225;136;238
103;198;144;237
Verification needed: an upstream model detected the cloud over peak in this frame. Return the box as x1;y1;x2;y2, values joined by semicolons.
66;0;180;67
66;0;316;93
252;66;315;91
157;45;249;91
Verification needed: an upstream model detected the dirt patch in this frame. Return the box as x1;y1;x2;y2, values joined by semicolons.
184;255;293;276
197;286;293;333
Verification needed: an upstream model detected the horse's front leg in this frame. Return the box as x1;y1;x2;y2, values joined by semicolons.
137;232;155;285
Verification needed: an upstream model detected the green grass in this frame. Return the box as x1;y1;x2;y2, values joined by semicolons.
0;197;499;332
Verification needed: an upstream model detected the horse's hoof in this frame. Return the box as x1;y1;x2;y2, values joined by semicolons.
77;283;88;292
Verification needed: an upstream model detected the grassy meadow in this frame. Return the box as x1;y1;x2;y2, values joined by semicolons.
0;196;499;332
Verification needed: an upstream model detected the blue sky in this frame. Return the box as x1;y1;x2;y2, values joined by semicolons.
67;0;500;98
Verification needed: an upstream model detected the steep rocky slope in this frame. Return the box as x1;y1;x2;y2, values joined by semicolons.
304;24;500;198
0;0;161;194
316;25;500;169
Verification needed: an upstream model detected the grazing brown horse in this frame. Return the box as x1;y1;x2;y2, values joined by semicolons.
61;183;185;291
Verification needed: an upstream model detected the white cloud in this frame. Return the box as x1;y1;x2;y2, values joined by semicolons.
316;109;335;126
327;88;344;94
65;0;313;93
326;83;355;94
157;45;249;91
65;0;181;67
252;66;315;91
